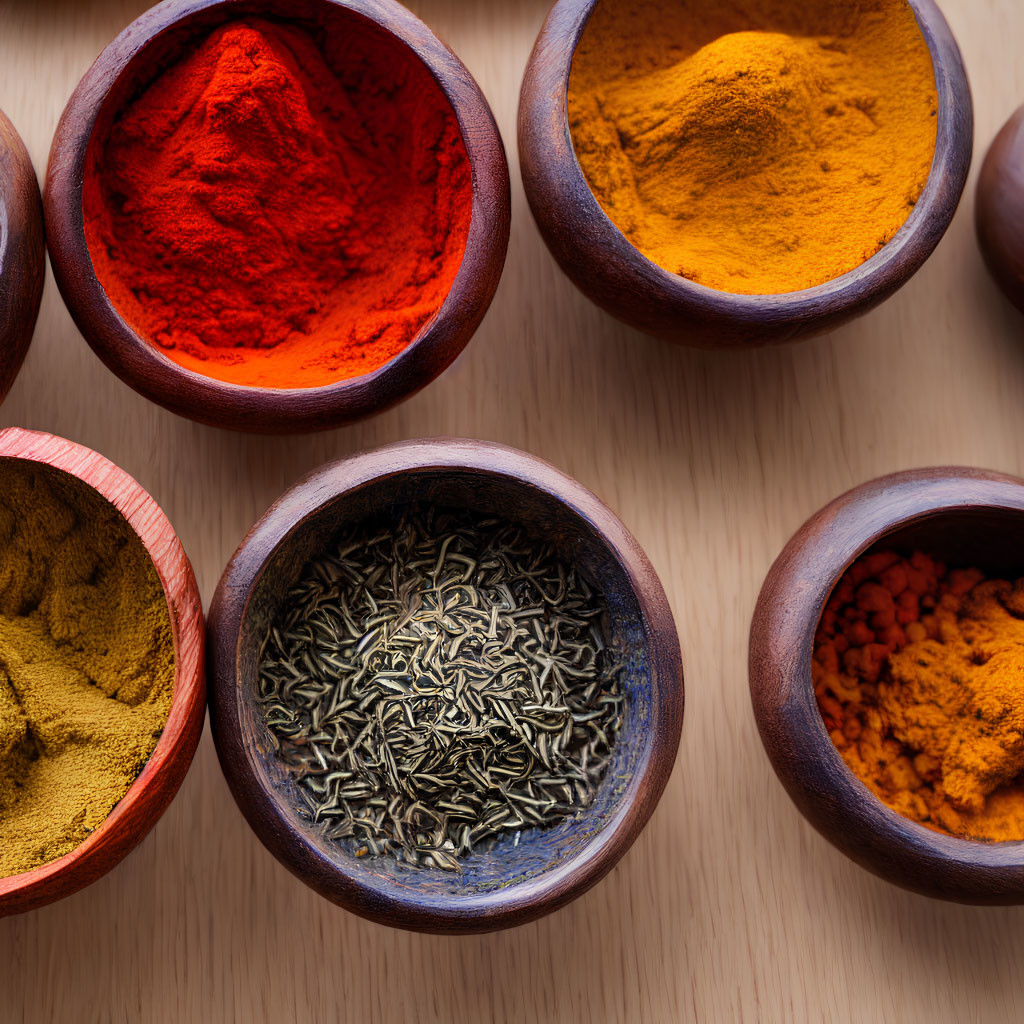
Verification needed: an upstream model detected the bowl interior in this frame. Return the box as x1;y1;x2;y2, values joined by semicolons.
81;0;474;391
860;508;1024;579
236;468;655;900
1;155;10;255
828;507;1024;606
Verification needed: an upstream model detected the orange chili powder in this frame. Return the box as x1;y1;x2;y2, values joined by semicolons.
83;17;473;390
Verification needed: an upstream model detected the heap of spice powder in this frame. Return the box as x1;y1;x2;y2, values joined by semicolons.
258;506;625;871
0;461;175;878
813;551;1024;842
568;0;938;294
83;18;472;389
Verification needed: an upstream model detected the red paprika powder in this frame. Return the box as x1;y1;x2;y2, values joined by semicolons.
83;17;472;390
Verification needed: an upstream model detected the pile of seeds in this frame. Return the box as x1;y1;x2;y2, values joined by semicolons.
258;505;625;871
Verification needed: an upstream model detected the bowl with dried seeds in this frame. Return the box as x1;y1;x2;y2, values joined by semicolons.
208;438;683;933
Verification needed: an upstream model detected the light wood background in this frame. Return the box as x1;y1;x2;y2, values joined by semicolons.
1;0;1022;1020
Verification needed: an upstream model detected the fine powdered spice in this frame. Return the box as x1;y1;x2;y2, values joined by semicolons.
568;0;938;294
814;551;1024;842
0;461;174;878
83;18;472;389
258;506;624;871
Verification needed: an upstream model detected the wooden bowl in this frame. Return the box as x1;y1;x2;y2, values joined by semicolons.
208;438;683;933
44;0;510;434
750;467;1024;904
0;111;44;398
976;104;1024;314
0;428;205;917
519;0;973;348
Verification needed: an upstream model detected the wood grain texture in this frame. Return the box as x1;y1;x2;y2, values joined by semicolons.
0;427;206;916
750;467;1024;904
519;0;973;348
45;0;511;434
1;0;1024;1018
207;438;683;933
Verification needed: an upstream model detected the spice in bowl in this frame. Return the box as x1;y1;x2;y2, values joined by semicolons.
258;506;624;871
83;17;472;389
568;0;938;294
0;460;174;878
814;551;1024;842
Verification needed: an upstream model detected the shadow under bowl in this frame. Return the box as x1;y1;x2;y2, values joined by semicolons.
0;427;205;917
519;0;973;348
44;0;510;434
750;467;1024;904
207;438;684;933
0;111;44;399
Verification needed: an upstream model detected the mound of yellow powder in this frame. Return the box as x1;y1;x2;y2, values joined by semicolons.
569;0;939;294
0;462;174;878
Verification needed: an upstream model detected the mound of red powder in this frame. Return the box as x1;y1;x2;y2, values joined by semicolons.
84;17;472;389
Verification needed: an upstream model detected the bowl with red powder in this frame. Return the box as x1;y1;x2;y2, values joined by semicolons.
750;468;1024;905
45;0;510;433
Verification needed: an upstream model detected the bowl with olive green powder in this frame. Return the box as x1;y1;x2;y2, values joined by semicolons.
0;429;204;916
520;0;973;346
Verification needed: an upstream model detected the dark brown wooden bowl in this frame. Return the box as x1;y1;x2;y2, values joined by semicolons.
519;0;973;348
0;111;44;398
0;428;205;917
750;467;1024;904
44;0;510;434
976;104;1024;314
208;438;684;933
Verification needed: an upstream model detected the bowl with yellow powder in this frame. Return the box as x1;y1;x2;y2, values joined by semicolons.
0;428;205;917
45;0;510;434
0;109;43;400
207;439;683;933
751;468;1024;904
520;0;972;347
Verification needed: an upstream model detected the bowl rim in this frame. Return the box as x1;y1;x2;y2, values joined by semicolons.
0;109;44;402
749;466;1024;904
207;437;684;933
519;0;974;339
44;0;511;434
0;427;206;916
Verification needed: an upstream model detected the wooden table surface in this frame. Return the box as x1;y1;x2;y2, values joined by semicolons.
1;1;1022;1020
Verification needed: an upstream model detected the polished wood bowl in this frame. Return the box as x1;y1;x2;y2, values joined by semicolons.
976;104;1024;314
519;0;973;348
0;111;44;399
0;428;205;917
750;468;1024;904
208;438;684;933
45;0;510;434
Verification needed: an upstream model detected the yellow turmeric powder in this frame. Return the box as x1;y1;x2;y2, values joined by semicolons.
814;551;1024;842
0;461;174;878
568;0;939;294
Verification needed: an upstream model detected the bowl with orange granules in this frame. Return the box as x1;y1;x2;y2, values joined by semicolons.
45;0;510;433
750;467;1024;904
